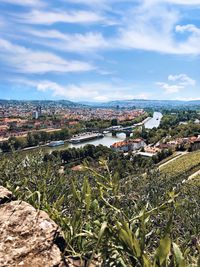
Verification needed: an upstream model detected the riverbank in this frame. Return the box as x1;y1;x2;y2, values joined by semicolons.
17;133;126;154
1;112;163;154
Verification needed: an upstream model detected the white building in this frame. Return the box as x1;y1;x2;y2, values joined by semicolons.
32;111;39;119
131;138;146;150
111;138;146;152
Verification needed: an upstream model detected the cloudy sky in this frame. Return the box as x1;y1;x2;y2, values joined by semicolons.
0;0;200;102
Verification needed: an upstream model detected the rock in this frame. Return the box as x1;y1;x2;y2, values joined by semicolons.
0;187;101;267
0;196;65;267
0;186;13;204
64;257;102;267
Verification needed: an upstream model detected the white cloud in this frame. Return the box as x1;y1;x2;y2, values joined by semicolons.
143;0;200;6
3;0;200;56
62;0;133;9
157;82;184;93
21;5;200;56
114;0;200;55
177;97;200;101
165;0;200;4
26;29;109;52
157;74;196;94
176;24;200;34
116;4;178;53
0;38;94;74
0;0;43;7
168;74;196;86
62;0;109;7
16;10;106;25
14;79;150;101
36;82;136;101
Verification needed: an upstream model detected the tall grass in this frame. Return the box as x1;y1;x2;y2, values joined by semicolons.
0;152;199;266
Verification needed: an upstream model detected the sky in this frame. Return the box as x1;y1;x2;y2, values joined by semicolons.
0;0;200;102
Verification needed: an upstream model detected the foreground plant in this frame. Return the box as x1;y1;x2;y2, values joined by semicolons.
0;153;199;266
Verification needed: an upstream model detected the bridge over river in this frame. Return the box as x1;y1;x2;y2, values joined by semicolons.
86;112;163;138
103;125;136;137
85;125;136;138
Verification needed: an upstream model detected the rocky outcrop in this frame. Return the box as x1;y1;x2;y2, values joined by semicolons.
0;186;13;204
0;187;101;267
0;186;65;267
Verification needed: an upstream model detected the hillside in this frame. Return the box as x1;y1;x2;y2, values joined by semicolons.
0;99;86;108
160;150;200;179
0;149;199;266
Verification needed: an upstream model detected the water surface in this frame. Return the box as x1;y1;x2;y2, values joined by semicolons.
144;112;163;129
36;133;126;154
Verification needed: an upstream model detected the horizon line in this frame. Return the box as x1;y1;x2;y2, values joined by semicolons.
1;98;200;103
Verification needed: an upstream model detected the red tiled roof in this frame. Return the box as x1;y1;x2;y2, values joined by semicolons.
111;141;129;148
132;138;143;143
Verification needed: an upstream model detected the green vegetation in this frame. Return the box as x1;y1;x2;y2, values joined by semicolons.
0;128;71;152
188;175;200;187
44;144;173;177
135;110;200;145
121;113;149;127
0;147;199;266
160;150;200;178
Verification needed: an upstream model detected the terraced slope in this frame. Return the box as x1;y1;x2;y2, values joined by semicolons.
160;150;200;178
188;174;200;187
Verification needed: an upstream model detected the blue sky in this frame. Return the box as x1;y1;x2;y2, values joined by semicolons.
0;0;200;102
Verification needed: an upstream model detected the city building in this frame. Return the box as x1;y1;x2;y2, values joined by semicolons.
111;138;146;152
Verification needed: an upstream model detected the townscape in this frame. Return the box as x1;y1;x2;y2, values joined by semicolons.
1;100;200;160
0;99;200;266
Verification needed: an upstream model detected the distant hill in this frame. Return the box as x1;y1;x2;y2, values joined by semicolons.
1;99;200;109
0;99;86;108
79;99;200;109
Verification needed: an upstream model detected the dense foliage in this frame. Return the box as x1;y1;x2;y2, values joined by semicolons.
0;147;199;266
0;128;71;152
43;144;172;178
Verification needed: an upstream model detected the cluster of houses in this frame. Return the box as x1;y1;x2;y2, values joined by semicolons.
66;108;145;122
111;138;146;152
0;118;28;140
158;136;200;151
110;138;162;157
110;135;200;156
0;115;81;141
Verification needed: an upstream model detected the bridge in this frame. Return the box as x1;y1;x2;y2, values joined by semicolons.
104;125;136;138
85;124;140;138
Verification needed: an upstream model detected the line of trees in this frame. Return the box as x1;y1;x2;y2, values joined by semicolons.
0;128;70;152
44;144;173;179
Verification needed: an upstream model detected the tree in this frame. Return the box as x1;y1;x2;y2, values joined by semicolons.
111;119;118;126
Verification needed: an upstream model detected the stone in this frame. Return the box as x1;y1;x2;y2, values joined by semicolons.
0;186;13;204
0;187;101;267
0;198;64;267
64;257;102;267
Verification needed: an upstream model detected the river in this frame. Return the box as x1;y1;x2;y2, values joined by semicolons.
144;112;163;129
31;133;126;154
21;112;162;154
